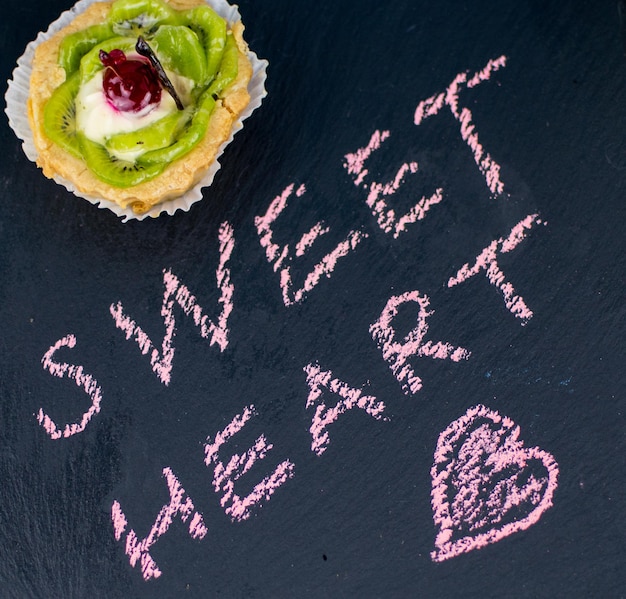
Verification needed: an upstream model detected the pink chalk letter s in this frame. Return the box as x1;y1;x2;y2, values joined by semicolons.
431;404;559;562
38;334;103;439
370;291;470;395
112;467;208;581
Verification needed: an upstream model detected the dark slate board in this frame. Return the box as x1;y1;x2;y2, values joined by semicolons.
1;0;625;596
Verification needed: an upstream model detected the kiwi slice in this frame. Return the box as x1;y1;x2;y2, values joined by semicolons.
108;0;180;37
43;72;82;159
182;6;227;85
58;24;115;76
137;92;216;166
79;37;137;84
151;25;207;84
105;108;192;154
207;33;239;97
78;133;166;187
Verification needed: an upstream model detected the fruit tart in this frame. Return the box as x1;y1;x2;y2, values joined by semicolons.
7;0;266;218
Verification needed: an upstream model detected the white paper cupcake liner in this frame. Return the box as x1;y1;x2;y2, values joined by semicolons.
5;0;268;222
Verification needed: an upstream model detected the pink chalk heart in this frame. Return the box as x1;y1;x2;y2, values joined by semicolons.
430;404;559;562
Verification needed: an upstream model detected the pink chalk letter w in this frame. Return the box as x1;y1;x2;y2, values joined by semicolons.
431;404;559;562
110;222;235;386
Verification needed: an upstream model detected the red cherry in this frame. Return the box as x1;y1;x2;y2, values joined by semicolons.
99;48;126;67
99;49;162;113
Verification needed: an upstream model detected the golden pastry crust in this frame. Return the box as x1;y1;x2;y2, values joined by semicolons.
28;0;253;214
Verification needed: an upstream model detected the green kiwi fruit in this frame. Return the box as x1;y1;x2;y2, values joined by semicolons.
78;133;166;187
43;72;82;159
207;32;239;97
105;108;193;154
150;24;207;84
58;24;115;76
137;93;216;166
182;6;227;85
108;0;181;37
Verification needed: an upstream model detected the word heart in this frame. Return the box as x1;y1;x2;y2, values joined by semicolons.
430;404;559;562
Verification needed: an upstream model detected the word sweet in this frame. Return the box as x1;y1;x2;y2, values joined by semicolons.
35;55;557;580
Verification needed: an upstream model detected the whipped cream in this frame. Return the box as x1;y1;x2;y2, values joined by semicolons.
75;64;193;162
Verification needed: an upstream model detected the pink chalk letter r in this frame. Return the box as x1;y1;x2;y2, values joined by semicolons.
370;291;470;395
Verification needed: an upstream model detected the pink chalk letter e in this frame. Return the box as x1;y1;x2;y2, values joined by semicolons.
344;130;443;238
255;183;368;306
111;467;208;581
38;334;103;439
370;291;470;395
204;405;295;522
431;404;559;562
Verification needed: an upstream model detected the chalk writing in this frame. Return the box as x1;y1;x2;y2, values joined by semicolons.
32;51;551;584
414;56;508;196
448;214;544;324
204;405;295;522
255;183;368;306
38;334;103;439
344;130;443;238
370;291;471;395
304;362;388;455
111;467;208;581
109;221;235;385
430;404;559;562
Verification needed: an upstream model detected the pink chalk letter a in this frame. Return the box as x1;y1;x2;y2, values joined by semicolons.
111;467;208;581
304;362;388;455
431;404;559;562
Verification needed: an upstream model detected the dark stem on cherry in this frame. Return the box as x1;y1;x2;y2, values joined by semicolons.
135;36;184;110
